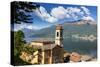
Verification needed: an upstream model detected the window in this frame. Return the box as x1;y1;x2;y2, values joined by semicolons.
57;32;59;37
60;31;63;37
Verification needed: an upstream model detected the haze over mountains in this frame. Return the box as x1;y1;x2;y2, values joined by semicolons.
22;19;97;39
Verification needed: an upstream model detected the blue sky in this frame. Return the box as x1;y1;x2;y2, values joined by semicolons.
14;2;97;31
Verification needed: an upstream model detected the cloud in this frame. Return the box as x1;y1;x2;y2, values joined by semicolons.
26;25;41;30
82;16;95;21
45;16;58;23
14;23;26;31
66;7;81;14
35;6;50;20
35;6;57;23
66;7;85;20
81;6;90;15
68;7;81;12
14;23;41;31
39;6;51;19
51;6;85;20
34;6;93;23
51;6;69;19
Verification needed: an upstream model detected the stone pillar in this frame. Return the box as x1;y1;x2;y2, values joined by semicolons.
49;50;52;64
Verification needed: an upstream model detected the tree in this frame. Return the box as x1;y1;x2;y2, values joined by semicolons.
22;45;38;55
11;1;40;24
13;30;31;65
14;30;25;55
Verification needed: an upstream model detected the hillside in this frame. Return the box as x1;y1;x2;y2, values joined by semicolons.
28;23;96;38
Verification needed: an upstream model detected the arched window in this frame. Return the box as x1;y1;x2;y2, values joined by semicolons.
57;32;59;37
60;31;63;37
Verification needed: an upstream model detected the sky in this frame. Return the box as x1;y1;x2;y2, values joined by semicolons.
14;2;97;31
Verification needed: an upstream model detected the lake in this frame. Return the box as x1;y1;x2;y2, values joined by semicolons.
63;38;97;57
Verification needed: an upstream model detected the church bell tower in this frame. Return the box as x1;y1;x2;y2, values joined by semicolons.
55;24;63;47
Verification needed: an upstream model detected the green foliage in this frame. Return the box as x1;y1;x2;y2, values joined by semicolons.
11;1;40;24
14;55;32;66
14;30;25;49
14;48;19;56
14;30;38;65
14;30;29;65
22;46;38;54
14;30;26;56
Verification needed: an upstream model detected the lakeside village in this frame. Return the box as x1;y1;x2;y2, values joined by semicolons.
19;24;96;64
71;34;97;42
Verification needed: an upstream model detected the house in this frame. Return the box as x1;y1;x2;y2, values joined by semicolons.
20;24;64;64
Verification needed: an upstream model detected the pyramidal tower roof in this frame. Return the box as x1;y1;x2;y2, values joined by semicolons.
56;24;63;30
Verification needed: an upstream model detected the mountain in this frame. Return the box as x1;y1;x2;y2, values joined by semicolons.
22;20;97;40
21;28;37;38
64;19;96;25
74;20;96;25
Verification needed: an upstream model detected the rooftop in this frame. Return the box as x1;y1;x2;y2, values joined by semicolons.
30;43;62;50
31;40;55;44
56;24;63;30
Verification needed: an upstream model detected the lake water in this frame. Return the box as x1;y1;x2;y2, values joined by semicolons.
63;38;97;57
25;37;97;58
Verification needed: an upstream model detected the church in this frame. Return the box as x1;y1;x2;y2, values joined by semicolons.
20;24;65;64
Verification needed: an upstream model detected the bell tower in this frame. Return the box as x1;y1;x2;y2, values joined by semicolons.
55;24;63;47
